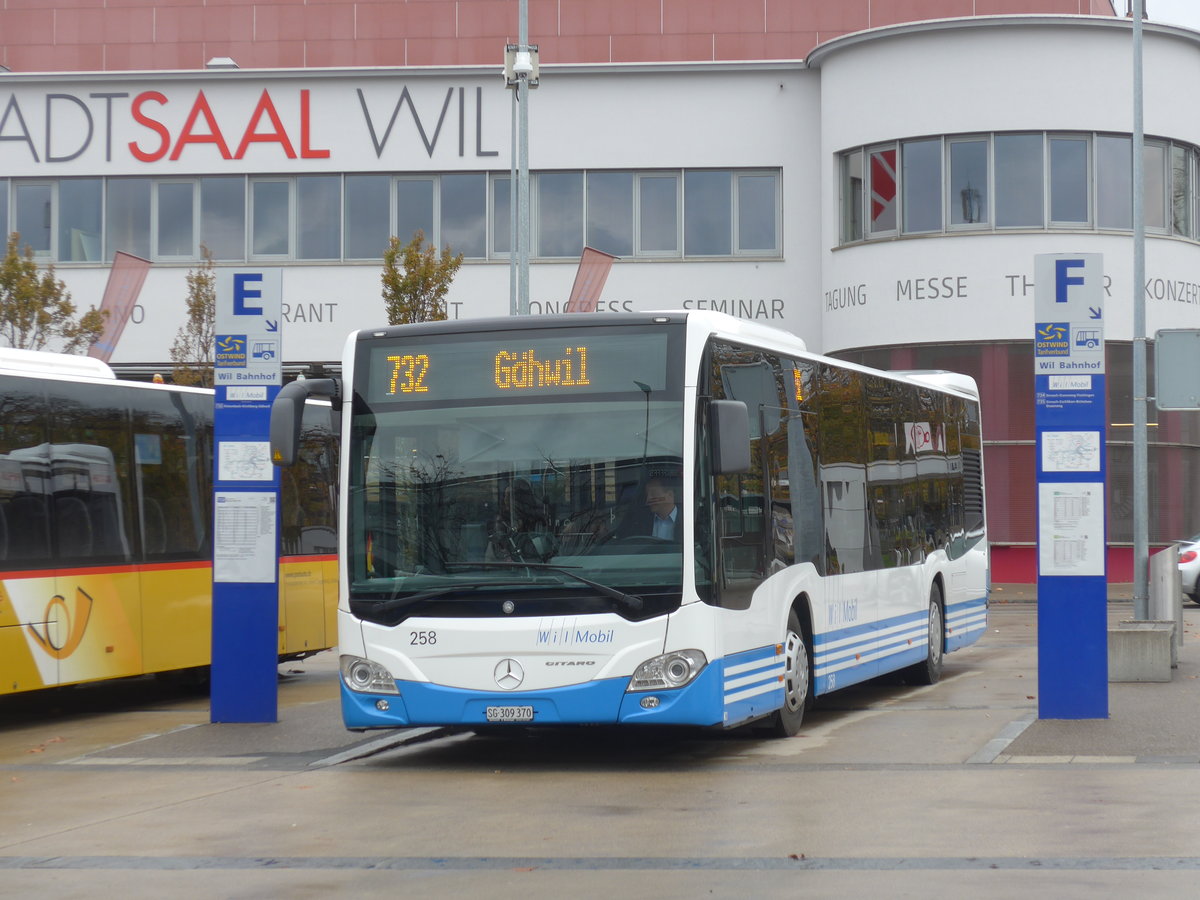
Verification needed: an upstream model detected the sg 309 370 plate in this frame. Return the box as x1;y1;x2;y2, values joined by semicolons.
485;705;534;723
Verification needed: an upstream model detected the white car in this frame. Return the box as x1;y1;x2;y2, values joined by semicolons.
1179;534;1200;605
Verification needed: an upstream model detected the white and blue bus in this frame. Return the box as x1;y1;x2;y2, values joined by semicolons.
271;311;987;736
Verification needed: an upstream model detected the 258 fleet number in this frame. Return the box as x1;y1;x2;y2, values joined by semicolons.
410;630;437;646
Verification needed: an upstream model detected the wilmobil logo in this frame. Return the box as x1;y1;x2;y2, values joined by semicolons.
1035;323;1070;357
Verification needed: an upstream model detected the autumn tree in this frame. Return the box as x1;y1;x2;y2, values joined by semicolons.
381;229;464;325
0;232;106;352
170;244;216;386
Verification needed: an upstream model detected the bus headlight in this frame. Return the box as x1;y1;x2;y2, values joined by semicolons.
628;650;707;691
340;655;399;694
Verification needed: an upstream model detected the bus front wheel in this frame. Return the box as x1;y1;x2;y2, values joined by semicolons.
768;608;812;737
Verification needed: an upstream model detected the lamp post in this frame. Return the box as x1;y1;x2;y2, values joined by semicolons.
503;0;538;316
1132;0;1149;619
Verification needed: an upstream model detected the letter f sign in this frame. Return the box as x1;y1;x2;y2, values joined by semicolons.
1055;258;1085;303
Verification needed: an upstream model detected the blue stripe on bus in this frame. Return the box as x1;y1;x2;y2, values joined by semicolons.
946;595;988;652
340;666;727;730
720;644;785;727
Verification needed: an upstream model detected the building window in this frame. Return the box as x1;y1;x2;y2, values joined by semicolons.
441;173;487;259
0;180;8;241
105;178;151;261
841;150;864;243
902;139;941;233
586;171;634;257
1172;145;1190;237
155;181;196;259
867;146;898;236
345;174;389;260
297;176;340;260
948;137;987;227
14;182;52;256
537;171;584;258
15;167;780;265
685;170;734;255
737;172;778;254
58;179;102;262
492;174;511;257
994;133;1043;228
200;177;246;260
638;173;679;255
838;131;1199;245
1143;141;1167;232
1096;135;1131;230
1048;135;1089;226
395;176;434;247
250;179;290;257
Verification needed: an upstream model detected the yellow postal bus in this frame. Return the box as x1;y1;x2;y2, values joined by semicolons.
0;348;337;695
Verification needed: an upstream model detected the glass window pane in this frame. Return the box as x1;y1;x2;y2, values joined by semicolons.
1172;146;1190;237
200;176;245;260
737;173;777;251
251;180;290;256
1144;142;1166;229
14;183;52;254
537;171;583;258
949;139;988;226
396;178;434;246
441;173;486;258
297;175;340;259
586;171;633;256
493;175;511;255
639;174;678;253
684;170;731;255
57;178;102;261
344;174;389;259
1049;136;1088;224
157;182;194;257
0;180;8;240
842;150;864;242
1096;135;1131;229
995;134;1043;227
901;139;941;233
105;178;151;260
868;147;897;233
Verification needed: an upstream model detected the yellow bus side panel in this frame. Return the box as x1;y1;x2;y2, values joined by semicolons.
1;571;143;691
140;564;212;674
279;556;333;655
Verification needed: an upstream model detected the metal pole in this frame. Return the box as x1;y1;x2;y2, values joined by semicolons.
1132;0;1149;619
517;0;531;316
509;86;517;316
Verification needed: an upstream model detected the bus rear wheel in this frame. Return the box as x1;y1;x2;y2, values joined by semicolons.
906;584;945;686
767;608;811;737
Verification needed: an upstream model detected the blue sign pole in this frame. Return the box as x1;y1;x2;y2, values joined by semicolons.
211;269;284;723
1033;254;1108;719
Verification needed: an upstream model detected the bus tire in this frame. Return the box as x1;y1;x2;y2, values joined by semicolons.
768;608;812;737
907;583;945;686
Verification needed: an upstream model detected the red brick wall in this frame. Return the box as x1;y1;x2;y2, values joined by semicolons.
0;0;1117;72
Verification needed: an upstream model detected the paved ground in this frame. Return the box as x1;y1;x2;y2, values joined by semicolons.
2;590;1200;897
2;588;1197;769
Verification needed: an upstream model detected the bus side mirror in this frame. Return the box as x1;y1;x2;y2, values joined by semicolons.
270;377;340;467
710;399;751;474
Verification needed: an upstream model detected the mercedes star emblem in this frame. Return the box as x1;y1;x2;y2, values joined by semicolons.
494;658;524;690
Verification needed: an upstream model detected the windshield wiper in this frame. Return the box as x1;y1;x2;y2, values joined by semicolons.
366;581;513;618
444;562;644;613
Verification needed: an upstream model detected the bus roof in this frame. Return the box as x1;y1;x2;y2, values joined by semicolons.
0;347;116;380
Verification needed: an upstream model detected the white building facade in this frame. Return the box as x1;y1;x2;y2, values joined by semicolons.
3;14;1199;580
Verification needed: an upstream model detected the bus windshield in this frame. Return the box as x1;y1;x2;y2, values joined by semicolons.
348;325;685;622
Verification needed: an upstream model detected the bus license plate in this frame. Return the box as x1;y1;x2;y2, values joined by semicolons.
486;705;534;723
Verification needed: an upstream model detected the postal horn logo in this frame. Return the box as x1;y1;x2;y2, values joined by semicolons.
27;587;94;660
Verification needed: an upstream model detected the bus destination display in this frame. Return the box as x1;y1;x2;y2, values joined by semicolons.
368;332;669;402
